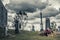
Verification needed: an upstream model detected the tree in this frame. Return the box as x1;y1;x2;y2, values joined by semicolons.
51;21;57;31
14;11;28;33
18;11;28;30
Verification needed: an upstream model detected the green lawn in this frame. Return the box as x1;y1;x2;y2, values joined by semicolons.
0;30;59;40
56;34;60;40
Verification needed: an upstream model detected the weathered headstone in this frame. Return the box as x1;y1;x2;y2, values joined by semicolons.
32;25;35;31
14;16;19;34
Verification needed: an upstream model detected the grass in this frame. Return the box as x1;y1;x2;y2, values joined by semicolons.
0;30;59;40
55;34;60;40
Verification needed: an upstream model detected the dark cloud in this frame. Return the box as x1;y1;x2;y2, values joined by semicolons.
5;0;48;13
5;0;59;21
1;0;4;2
56;14;60;19
34;7;59;18
1;0;3;1
6;2;36;13
36;3;48;10
42;7;59;17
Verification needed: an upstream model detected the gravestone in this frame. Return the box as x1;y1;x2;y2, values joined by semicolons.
58;27;60;32
32;25;35;31
14;16;19;34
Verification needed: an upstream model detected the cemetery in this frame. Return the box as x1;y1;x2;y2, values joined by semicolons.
0;0;60;40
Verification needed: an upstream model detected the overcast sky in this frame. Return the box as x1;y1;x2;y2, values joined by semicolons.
2;0;60;27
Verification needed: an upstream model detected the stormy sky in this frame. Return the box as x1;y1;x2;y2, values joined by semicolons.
2;0;60;27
